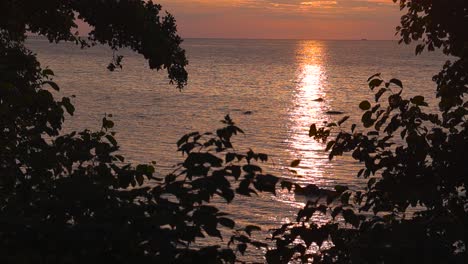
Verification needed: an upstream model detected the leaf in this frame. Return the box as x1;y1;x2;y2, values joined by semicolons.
254;174;279;194
226;153;236;163
415;44;425;55
367;73;381;82
389;78;403;88
245;225;261;236
375;88;387;102
218;217;235;229
388;94;402;108
136;164;154;175
107;63;116;71
375;113;389;131
359;100;371;110
221;189;235;203
372;104;381;113
177;134;189;147
338;116;350;126
342;209;360;228
326;141;335;151
410;96;425;106
238;244;247;255
401;129;407;139
368;79;383;90
61;97;75;115
42;68;54;76
43;81;60;91
357;169;365;177
136;174;144;186
102;118;114;129
243;164;262;173
115;155;125;162
258;153;268;162
105;135;118;147
309;124;317;137
203;225;222;238
361;111;374;128
290;159;301;167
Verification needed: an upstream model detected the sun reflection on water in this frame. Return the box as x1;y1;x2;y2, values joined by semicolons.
286;41;336;188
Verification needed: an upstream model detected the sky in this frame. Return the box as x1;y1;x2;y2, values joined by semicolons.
156;0;403;40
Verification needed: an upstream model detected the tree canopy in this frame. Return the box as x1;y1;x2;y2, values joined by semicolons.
0;1;274;263
0;0;188;87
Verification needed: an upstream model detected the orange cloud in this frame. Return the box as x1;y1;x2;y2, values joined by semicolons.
300;1;338;8
151;0;401;39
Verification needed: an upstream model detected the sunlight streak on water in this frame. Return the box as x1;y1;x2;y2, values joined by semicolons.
287;41;335;188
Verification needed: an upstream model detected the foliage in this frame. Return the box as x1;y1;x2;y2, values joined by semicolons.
0;1;262;263
0;0;188;87
266;76;467;263
1;0;467;263
0;0;284;262
265;0;468;263
394;0;468;111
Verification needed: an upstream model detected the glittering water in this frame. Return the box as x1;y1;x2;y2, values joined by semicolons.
28;37;447;257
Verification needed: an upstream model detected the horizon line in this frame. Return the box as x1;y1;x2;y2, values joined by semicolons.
27;35;397;42
183;37;396;41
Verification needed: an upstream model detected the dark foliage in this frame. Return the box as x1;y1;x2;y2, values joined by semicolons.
0;1;270;263
1;0;467;263
0;35;273;262
0;0;188;87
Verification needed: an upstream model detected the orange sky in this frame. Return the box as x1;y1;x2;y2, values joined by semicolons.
156;0;402;39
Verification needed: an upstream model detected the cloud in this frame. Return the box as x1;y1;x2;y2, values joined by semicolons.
161;0;399;16
300;1;338;7
156;0;401;39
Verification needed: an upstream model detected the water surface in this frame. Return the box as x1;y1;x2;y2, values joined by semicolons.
28;38;447;254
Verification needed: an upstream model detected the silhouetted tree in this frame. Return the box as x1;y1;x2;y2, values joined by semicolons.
0;1;274;263
0;0;188;86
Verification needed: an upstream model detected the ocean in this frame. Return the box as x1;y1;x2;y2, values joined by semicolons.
27;37;448;258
